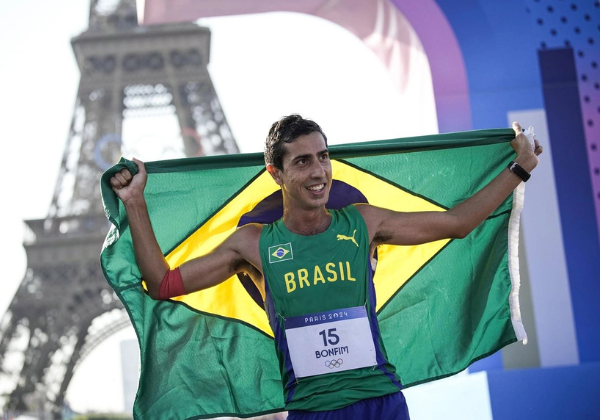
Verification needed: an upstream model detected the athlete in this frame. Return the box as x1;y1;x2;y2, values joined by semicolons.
110;115;542;419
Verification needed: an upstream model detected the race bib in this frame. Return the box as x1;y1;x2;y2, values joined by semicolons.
284;306;377;378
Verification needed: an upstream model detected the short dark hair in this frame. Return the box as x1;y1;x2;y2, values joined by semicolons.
264;114;328;170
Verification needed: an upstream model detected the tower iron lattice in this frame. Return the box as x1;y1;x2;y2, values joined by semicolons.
0;1;238;417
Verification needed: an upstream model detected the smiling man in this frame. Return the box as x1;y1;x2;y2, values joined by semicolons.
110;114;542;420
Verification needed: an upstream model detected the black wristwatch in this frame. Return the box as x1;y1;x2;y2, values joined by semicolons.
507;161;531;182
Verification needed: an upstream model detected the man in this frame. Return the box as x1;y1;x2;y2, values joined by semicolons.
110;115;542;419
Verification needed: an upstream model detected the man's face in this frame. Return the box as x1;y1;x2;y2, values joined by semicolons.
270;131;332;211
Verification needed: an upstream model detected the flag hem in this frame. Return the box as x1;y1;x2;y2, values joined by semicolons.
507;182;528;343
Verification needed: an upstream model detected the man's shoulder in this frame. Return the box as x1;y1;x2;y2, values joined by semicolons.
233;223;264;241
346;203;370;220
228;224;263;254
228;224;264;269
349;204;380;241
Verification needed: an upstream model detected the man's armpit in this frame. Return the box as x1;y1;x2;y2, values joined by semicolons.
372;230;393;248
229;257;248;275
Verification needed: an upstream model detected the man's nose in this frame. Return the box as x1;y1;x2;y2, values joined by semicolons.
311;160;327;178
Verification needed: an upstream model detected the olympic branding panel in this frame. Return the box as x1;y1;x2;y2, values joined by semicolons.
284;306;377;378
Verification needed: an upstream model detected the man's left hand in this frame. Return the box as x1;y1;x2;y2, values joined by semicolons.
511;121;543;172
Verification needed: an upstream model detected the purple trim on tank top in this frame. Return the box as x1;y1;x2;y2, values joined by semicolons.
264;276;297;403
366;261;403;389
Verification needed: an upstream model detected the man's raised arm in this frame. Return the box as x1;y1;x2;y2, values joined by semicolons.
110;158;262;300
358;122;543;247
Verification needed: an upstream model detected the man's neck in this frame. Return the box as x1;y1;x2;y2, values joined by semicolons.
282;206;331;236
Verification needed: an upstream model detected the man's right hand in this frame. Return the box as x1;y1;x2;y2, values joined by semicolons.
110;158;147;203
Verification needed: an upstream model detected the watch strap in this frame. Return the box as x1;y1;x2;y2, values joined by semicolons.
507;161;531;182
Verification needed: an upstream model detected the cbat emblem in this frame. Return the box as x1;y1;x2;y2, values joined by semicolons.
268;243;293;263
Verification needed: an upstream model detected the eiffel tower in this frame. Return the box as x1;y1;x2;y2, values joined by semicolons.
0;1;238;417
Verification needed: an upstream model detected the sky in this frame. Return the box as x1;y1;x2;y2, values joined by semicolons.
0;1;440;413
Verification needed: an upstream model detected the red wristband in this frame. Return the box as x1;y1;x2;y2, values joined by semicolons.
157;267;186;300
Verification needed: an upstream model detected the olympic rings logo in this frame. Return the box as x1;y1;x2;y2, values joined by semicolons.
325;359;343;369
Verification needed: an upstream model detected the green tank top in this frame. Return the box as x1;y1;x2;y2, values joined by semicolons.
259;205;402;411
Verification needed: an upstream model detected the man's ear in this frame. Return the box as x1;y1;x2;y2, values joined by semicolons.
266;164;283;186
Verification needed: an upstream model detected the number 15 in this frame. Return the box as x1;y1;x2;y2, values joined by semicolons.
319;328;340;346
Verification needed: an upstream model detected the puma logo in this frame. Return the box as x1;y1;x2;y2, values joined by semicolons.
337;230;359;247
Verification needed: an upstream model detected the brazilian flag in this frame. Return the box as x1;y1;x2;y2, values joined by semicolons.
100;129;527;419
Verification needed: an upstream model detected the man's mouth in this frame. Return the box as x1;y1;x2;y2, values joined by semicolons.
306;183;326;192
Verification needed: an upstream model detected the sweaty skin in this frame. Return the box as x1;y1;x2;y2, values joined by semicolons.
110;122;542;300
